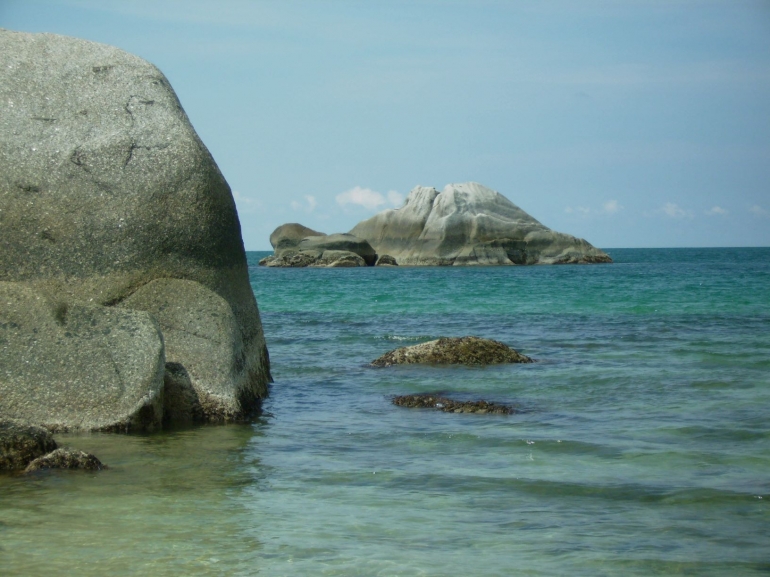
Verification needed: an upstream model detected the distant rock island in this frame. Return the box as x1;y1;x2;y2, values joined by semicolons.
262;182;611;266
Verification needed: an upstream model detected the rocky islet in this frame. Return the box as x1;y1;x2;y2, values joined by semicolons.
262;182;611;267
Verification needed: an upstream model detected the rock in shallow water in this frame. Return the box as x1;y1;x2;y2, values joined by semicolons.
371;336;533;367
24;448;105;472
392;394;515;415
0;420;58;471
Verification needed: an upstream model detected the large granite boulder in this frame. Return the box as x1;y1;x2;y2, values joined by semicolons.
350;182;612;265
270;223;326;257
0;29;271;430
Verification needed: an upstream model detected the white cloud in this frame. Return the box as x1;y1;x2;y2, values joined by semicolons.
290;195;317;213
336;186;402;211
602;199;622;214
387;190;404;207
750;205;769;217
705;206;728;216
232;190;262;214
661;202;694;219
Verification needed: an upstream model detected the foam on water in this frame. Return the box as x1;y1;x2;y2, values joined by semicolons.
1;248;769;576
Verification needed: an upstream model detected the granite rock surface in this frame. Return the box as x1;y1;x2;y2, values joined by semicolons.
270;223;326;257
0;29;270;429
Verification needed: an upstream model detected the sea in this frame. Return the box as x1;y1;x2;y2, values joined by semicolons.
1;247;768;576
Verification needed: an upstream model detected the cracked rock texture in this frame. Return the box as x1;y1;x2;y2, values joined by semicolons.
0;29;271;430
350;182;612;265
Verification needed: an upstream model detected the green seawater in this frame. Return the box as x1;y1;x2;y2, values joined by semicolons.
1;248;769;576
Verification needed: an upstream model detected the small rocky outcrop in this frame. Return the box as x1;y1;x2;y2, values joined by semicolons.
376;255;398;266
0;420;58;471
0;29;271;431
371;336;533;367
392;394;514;415
350;182;612;265
24;448;105;473
261;225;377;267
270;223;326;257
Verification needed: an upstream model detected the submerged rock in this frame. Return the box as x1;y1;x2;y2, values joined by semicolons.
371;336;533;367
350;182;612;265
0;29;271;429
392;394;514;415
24;448;105;472
0;420;58;471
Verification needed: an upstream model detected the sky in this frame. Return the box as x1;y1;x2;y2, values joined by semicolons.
2;0;769;249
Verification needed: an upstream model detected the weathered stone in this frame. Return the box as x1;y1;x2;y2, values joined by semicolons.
375;254;398;266
0;419;58;471
119;278;262;422
350;182;612;265
24;448;105;472
392;394;514;415
262;252;320;267
297;233;377;265
309;250;366;268
162;362;204;428
269;223;326;257
0;282;165;432
371;336;533;367
0;29;271;427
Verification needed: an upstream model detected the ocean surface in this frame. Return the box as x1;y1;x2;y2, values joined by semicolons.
1;247;769;576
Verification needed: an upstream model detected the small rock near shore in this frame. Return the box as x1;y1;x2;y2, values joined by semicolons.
371;336;533;367
393;394;514;415
0;420;58;471
24;448;106;473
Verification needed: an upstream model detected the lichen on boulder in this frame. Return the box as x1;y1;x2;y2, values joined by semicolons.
371;336;533;367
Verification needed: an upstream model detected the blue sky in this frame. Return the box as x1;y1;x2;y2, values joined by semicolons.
3;0;769;249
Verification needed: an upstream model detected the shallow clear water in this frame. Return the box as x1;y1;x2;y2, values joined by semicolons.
2;248;769;576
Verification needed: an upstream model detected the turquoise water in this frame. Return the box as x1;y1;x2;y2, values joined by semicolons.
1;248;769;575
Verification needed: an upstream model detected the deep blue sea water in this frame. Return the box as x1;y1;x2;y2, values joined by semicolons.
1;247;769;576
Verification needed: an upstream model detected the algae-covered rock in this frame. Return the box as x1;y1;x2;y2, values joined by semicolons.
24;448;105;472
0;419;58;471
392;394;514;415
371;336;533;367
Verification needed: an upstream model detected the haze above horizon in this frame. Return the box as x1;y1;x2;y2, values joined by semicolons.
2;0;769;249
